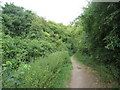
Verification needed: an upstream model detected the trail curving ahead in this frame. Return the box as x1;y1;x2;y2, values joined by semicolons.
69;57;100;88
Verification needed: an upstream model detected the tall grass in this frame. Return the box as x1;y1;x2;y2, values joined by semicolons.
3;51;72;88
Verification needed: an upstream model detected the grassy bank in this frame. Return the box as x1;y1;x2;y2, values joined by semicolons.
74;52;119;88
3;51;72;88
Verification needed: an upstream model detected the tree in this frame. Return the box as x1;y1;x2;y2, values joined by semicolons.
2;3;34;36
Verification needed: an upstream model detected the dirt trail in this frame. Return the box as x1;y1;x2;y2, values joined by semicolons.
69;57;100;88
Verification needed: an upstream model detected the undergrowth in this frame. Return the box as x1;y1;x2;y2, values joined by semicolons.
3;51;72;88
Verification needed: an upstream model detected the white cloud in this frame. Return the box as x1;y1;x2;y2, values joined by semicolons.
1;0;89;25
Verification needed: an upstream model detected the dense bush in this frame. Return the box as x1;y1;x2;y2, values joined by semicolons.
72;2;120;87
2;3;72;88
2;3;34;36
72;2;120;68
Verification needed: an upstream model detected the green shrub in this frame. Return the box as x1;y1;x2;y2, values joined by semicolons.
2;34;57;68
21;39;56;58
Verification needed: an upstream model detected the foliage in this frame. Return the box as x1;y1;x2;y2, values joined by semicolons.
2;1;120;88
72;2;120;87
2;3;34;37
2;3;72;88
72;2;120;68
3;51;72;88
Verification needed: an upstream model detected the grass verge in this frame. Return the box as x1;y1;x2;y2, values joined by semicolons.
3;51;72;88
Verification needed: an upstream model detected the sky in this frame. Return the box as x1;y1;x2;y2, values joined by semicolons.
1;0;89;25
